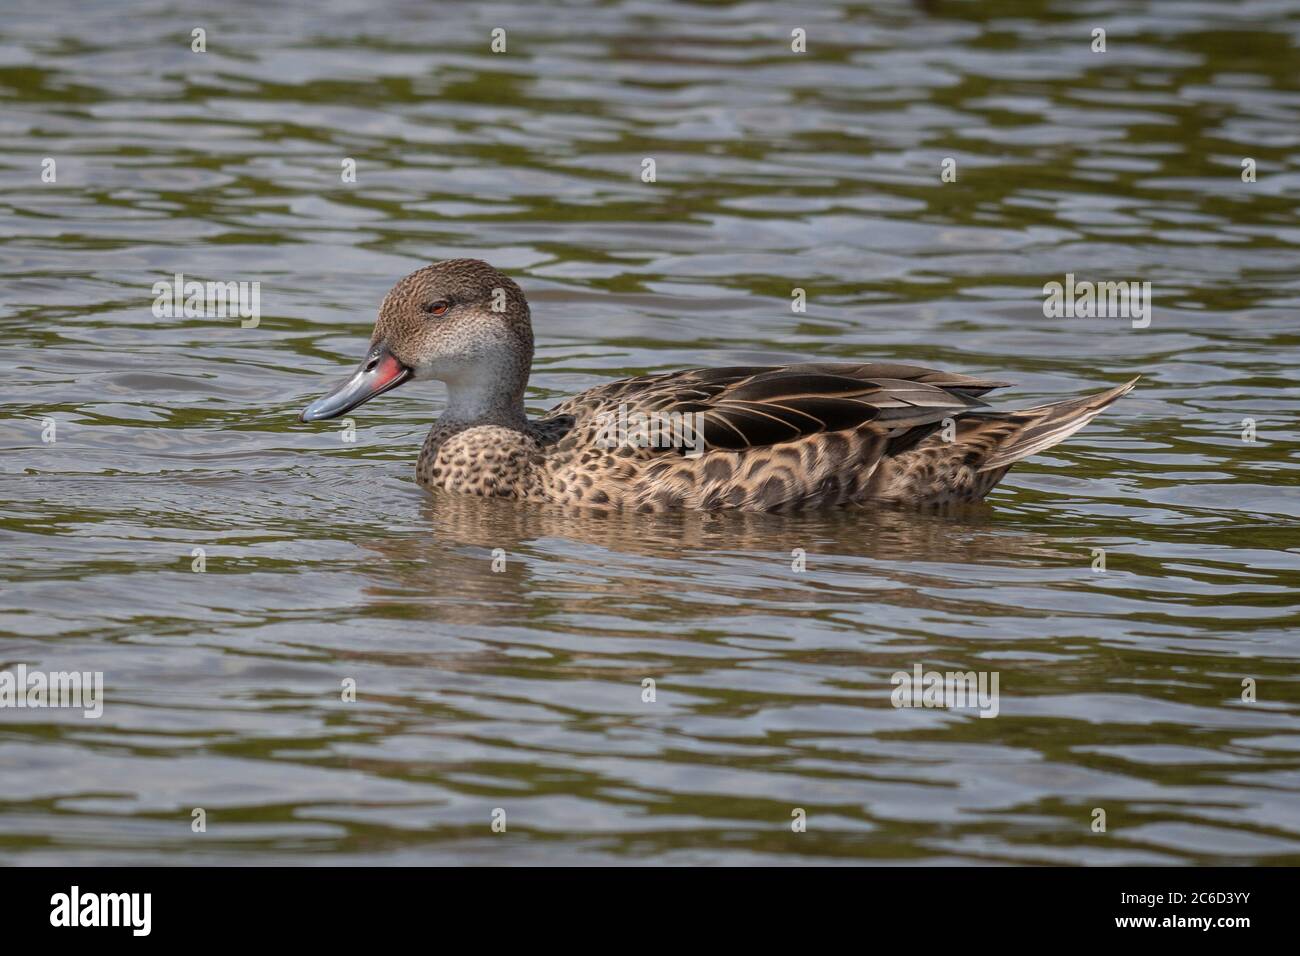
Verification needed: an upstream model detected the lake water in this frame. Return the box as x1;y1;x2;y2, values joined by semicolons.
1;0;1298;865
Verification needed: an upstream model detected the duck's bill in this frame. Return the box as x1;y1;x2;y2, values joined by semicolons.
299;344;412;422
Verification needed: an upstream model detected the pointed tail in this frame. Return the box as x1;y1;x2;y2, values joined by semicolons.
975;376;1139;472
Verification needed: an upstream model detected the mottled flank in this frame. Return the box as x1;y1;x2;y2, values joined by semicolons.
305;259;1138;511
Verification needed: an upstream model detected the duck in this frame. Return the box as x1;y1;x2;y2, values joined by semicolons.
299;258;1138;512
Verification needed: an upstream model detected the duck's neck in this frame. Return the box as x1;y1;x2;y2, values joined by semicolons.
439;377;528;431
417;367;538;494
431;344;533;434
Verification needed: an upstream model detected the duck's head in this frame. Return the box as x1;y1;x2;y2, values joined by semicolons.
299;258;534;423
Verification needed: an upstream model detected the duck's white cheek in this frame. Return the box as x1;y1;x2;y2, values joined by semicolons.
414;354;470;383
409;362;441;382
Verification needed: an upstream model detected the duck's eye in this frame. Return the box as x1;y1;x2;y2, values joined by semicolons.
422;301;449;316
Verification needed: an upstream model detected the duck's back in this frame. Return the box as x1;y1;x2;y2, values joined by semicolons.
531;362;1014;511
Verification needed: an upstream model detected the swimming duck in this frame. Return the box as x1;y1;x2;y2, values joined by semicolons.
300;258;1137;512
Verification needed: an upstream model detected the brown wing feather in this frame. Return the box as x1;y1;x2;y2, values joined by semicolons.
549;362;1012;455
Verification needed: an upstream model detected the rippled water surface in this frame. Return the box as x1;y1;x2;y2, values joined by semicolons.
2;0;1299;864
